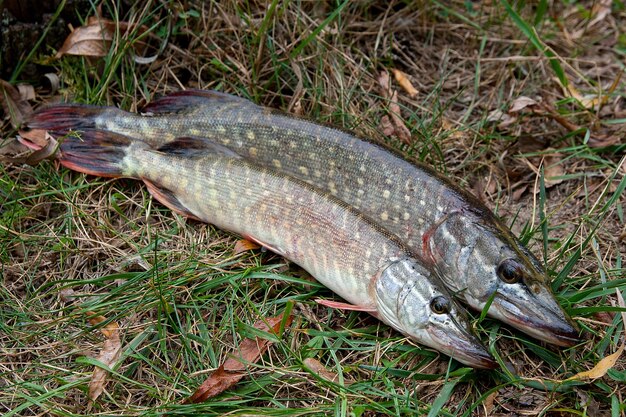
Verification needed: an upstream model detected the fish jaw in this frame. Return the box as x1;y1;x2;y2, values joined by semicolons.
374;258;496;369
489;283;579;347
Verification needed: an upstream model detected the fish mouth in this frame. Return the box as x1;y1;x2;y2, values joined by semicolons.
492;290;580;347
429;324;498;369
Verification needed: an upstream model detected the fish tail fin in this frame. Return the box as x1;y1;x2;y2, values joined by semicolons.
57;129;145;178
23;104;107;133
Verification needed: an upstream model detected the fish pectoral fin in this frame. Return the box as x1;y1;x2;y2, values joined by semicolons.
141;89;256;115
143;180;201;221
315;298;378;313
156;137;242;159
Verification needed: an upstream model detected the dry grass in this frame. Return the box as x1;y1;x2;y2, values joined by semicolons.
1;1;625;416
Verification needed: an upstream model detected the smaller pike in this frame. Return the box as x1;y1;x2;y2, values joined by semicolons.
36;129;497;368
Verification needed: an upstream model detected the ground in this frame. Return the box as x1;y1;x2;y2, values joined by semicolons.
1;1;625;416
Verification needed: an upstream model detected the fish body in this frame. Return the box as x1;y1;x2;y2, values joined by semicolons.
24;90;579;346
51;131;496;369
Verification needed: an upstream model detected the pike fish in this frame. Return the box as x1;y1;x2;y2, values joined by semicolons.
39;130;496;368
24;90;579;346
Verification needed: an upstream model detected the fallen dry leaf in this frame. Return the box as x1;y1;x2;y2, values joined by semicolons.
0;138;30;160
509;96;539;113
17;84;35;101
303;357;353;385
377;71;412;144
392;69;418;98
587;133;622;148
588;0;613;28
1;131;59;166
56;17;148;59
86;313;122;403
185;312;293;403
542;151;565;188
441;117;464;139
566;345;624;381
233;239;261;255
511;183;529;201
483;391;498;416
0;79;33;127
486;109;517;129
380;115;395;137
57;19;115;58
566;290;626;383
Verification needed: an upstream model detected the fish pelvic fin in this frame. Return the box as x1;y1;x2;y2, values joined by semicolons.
315;299;378;314
141;89;256;115
55;129;145;178
156;136;242;159
143;180;201;221
23;104;106;132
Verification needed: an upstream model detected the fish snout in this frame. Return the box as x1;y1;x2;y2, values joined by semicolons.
492;287;580;346
454;338;498;369
428;324;497;369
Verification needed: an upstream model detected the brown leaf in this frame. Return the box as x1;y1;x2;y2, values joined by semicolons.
483;391;497;416
233;239;260;255
185;312;293;403
392;69;418;98
17;84;35;101
377;71;412;144
511;183;529;201
377;71;392;96
57;20;115;58
587;133;622;148
542;151;565;188
509;96;539;113
1;131;60;166
441;117;464;139
303;358;353;385
86;313;122;403
56;17;148;59
380;115;394;137
0;138;31;160
0;79;33;127
589;0;613;28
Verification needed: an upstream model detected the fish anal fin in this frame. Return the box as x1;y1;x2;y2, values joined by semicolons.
142;89;256;115
315;298;378;313
143;179;201;221
155;137;241;159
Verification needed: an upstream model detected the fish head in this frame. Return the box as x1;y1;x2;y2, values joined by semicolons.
427;210;579;347
375;258;497;369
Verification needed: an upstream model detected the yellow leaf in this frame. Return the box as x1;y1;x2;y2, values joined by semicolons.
392;69;418;98
566;343;624;382
566;289;626;382
233;239;260;254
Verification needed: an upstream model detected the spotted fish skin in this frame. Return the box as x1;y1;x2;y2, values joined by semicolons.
24;90;579;346
46;131;496;368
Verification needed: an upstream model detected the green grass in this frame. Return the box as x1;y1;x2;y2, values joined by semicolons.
1;1;625;416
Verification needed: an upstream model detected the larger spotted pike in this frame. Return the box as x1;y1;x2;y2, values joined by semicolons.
24;90;579;346
38;130;496;368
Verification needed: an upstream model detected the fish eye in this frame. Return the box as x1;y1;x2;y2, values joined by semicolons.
430;296;451;314
497;259;523;284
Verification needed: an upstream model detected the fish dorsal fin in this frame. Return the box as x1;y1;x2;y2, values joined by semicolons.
156;137;242;158
142;89;257;115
